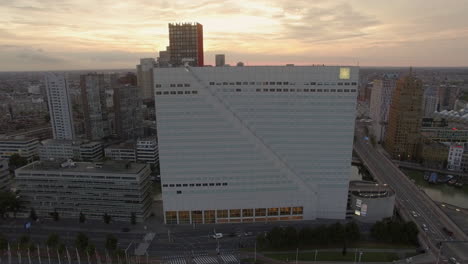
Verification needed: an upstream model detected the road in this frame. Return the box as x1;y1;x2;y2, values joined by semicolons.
354;122;468;262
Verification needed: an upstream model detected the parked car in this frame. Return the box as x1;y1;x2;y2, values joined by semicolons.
212;233;223;239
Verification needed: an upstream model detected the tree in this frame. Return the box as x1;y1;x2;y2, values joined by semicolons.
105;235;118;252
58;243;66;254
0;191;23;218
75;233;89;251
51;210;59;221
79;212;86;223
328;222;345;244
0;234;8;251
29;208;38;221
85;244;96;256
47;233;60;248
130;212;136;225
103;213;111;224
345;221;361;242
19;235;30;250
283;226;298;247
342;241;347;256
8;154;28;169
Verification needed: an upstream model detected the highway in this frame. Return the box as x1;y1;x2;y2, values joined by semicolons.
354;122;468;262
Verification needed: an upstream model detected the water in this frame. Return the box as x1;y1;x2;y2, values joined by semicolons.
402;169;468;209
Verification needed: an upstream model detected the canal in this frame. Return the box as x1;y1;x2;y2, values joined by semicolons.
350;164;468;209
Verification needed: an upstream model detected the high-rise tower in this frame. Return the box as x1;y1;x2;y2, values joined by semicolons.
80;73;110;140
384;70;423;160
168;22;204;67
45;73;75;140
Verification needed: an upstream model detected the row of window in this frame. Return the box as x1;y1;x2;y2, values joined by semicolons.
163;182;228;188
156;81;357;88
165;206;304;224
155;88;356;96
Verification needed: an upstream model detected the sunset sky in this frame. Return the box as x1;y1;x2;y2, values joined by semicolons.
1;0;467;71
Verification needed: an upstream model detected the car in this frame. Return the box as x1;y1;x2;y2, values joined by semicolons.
449;257;460;264
422;224;428;232
244;231;254;236
411;211;418;217
212;233;223;239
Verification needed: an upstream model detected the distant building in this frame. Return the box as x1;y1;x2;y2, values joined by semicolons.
45;73;75;140
0;136;39;162
169;22;204;67
0;159;10;190
136;137;159;164
81;74;111;140
215;54;225;67
423;85;438;117
136;58;157;100
421;127;468;143
369;74;398;142
420;139;449;168
438;84;460;111
113;85;143;139
347;181;395;223
158;47;171;67
15;160;152;221
447;144;464;171
38;139;102;161
384;70;423;160
154;66;358;224
104;142;136;161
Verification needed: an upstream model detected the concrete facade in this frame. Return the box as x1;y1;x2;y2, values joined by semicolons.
45;73;75;140
348;181;395;223
0;136;39;162
0;159;10;190
154;66;358;224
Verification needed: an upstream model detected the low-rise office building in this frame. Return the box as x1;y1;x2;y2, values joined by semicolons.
38;139;103;161
15;160;152;221
347;181;395;223
104;142;136;161
136;137;159;164
0;136;39;162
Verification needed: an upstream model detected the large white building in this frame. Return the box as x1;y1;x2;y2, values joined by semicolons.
369;74;398;142
154;66;358;224
45;73;75;140
447;144;464;171
136;137;159;164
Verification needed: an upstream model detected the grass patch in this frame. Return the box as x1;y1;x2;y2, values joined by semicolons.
265;251;400;262
240;258;264;264
354;241;416;249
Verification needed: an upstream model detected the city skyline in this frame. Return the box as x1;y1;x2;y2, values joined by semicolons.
1;0;468;71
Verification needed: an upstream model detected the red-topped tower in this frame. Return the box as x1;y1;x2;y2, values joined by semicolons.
168;22;204;67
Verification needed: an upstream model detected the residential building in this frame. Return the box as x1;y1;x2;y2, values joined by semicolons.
384;71;423;160
0;159;10;190
421;127;468;143
215;54;225;67
347;181;395;223
81;73;111;140
45;73;75;140
447;144;464;171
15;160;152;221
136;137;159;164
168;22;204;67
369;74;398;142
0;136;39;162
38;139;103;161
113;85;143;139
438;84;460;111
104;142;136;161
423;85;438;117
136;58;156;100
154;66;358;224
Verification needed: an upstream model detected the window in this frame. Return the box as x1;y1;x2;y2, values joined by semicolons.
236;89;241;92
280;207;291;215
183;184;188;187
192;211;203;224
202;183;208;186
163;91;169;95
216;183;221;186
338;82;343;86
339;67;351;79
156;92;162;95
165;211;177;224
292;207;303;215
229;209;241;217
209;183;214;186
345;83;350;85
192;91;198;94
204;210;215;223
268;208;278;216
283;81;289;85
317;89;323;92
178;211;190;224
217;210;228;218
189;184;194;186
331;89;336;92
170;84;175;87
270;89;275;92
222;183;228;186
184;84;190;87
276;89;282;92
284;89;289;92
223;82;228;85
351;89;357;92
290;89;295;92
196;183;201;186
169;184;174;187
170;91;176;94
176;190;182;194
277;82;282;85
209;82;215;85
162;184;168;187
177;84;183;87
338;89;343;92
242;209;253;217
176;184;181;187
177;91;183;94
243;82;248;85
229;82;234;85
256;89;261;92
184;91;191;94
156;84;162;88
269;82;275;85
255;208;266;216
250;82;256;85
304;89;309;92
311;82;316;85
236;82;242;85
263;89;268;92
344;89;350;92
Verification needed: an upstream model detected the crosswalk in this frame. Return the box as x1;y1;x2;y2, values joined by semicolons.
193;255;218;264
162;255;187;264
219;254;238;264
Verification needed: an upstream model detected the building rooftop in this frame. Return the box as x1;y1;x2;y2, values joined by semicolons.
17;160;146;174
106;141;135;150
